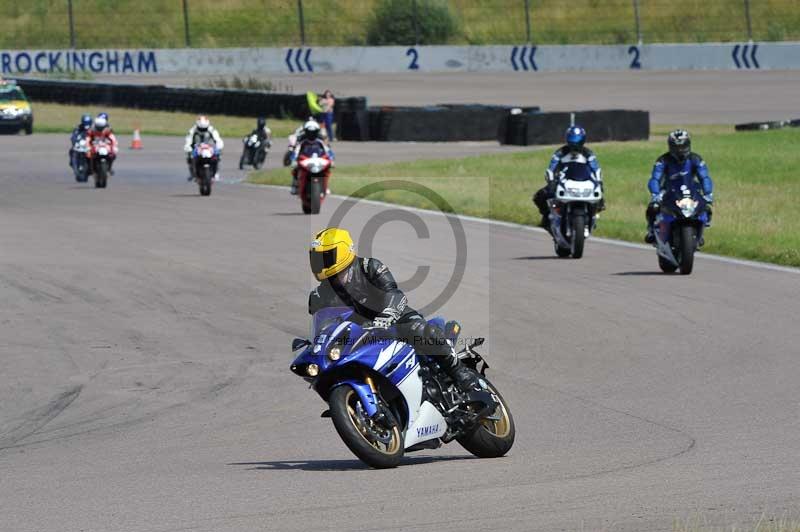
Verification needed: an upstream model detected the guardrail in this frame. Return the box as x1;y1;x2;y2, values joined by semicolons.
13;78;369;120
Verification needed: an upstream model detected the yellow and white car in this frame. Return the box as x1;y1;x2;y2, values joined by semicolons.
0;80;33;135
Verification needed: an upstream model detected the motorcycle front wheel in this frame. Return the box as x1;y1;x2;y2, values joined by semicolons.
571;214;586;259
95;160;108;188
254;149;266;170
309;180;322;214
457;379;515;458
329;385;404;469
678;225;696;275
199;167;212;196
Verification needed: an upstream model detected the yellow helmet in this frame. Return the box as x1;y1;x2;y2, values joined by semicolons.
309;227;356;281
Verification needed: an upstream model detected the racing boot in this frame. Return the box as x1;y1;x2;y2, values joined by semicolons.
442;348;483;392
645;224;656;244
290;174;299;195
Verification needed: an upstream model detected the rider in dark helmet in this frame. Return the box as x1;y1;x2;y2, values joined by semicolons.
307;227;483;392
68;113;93;167
252;116;272;144
532;125;604;231
645;129;714;244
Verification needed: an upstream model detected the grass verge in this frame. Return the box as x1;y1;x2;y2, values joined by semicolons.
30;102;297;139
250;125;800;268
2;0;799;47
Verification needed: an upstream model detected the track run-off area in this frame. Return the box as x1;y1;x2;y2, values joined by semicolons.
2;70;800;531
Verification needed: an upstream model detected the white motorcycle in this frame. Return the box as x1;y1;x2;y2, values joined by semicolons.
546;155;603;259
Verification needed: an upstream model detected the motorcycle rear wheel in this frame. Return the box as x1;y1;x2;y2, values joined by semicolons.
555;243;571;258
329;385;404;469
457;379;515;458
658;256;678;273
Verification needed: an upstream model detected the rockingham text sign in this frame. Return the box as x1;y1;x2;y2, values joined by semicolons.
2;43;799;76
0;50;158;74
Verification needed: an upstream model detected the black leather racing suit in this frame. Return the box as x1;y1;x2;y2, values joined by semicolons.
308;257;468;376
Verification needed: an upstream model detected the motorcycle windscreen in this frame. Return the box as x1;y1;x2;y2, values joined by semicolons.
301;143;326;157
561;162;595;182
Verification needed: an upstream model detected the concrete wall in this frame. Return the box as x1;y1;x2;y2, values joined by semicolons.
2;43;799;76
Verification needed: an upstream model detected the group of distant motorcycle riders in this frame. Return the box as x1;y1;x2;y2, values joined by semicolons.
68;109;713;393
69;112;333;190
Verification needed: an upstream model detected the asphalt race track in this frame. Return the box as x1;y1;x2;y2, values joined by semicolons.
1;126;799;532
96;70;800;124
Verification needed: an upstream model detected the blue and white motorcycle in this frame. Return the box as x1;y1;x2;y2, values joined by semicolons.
290;307;515;468
547;157;603;259
653;182;710;275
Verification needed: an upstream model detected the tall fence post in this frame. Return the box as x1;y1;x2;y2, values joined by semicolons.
67;0;76;48
524;0;532;43
412;0;419;44
632;0;642;44
743;0;753;41
297;0;306;45
182;0;191;47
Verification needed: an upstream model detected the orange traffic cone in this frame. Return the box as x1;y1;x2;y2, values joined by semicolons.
130;128;143;150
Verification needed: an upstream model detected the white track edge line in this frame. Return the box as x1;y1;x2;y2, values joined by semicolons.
244;182;800;275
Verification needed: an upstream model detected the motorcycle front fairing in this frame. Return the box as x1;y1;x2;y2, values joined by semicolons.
290;307;448;449
549;162;602;246
655;185;708;264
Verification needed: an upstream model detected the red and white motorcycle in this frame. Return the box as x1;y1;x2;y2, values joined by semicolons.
296;143;332;215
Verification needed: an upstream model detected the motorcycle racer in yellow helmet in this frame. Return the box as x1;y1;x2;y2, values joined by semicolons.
308;227;481;392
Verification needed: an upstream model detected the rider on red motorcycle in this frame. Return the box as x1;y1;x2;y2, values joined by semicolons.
290;119;333;195
86;113;119;174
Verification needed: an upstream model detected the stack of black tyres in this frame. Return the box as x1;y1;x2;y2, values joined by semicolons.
334;97;368;141
502;110;650;145
734;119;800;131
344;104;542;142
13;78;311;119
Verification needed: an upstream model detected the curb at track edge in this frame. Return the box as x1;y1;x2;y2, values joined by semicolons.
244;182;800;276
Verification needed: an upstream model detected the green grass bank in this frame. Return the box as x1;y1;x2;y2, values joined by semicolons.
3;0;798;49
250;126;800;268
29;102;297;138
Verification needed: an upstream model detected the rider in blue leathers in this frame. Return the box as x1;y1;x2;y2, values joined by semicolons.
533;126;604;230
645;129;714;244
68;114;93;168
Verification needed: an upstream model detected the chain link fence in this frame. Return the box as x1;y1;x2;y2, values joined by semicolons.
1;0;798;49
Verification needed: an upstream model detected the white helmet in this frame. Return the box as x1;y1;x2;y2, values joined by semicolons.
303;119;321;140
94;116;108;131
195;115;210;131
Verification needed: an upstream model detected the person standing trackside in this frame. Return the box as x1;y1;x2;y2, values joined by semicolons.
319;90;335;142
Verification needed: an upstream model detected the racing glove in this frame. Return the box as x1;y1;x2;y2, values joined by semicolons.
650;192;663;205
703;193;714;205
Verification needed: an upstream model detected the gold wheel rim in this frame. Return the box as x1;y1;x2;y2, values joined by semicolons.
480;385;511;438
344;389;401;455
